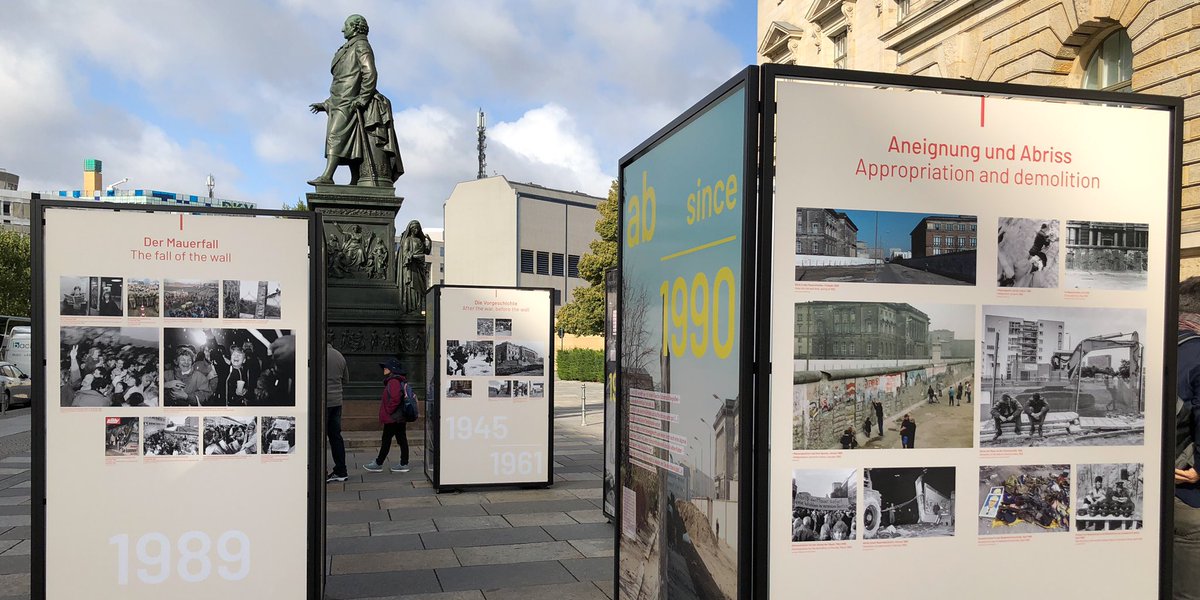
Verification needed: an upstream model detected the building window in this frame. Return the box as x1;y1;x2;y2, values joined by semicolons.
812;241;819;253
520;249;534;274
536;251;549;275
897;0;910;21
552;253;564;276
1083;29;1133;92
811;223;819;234
833;33;847;69
439;246;444;257
1;203;8;216
933;236;941;246
567;255;580;278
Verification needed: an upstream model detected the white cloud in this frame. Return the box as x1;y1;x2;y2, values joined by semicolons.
491;104;611;196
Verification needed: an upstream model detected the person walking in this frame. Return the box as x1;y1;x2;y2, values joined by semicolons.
899;414;916;449
364;358;410;473
956;382;964;406
947;385;955;407
325;342;350;483
1175;277;1200;599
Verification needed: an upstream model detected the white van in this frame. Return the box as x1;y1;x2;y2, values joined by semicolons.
1;326;31;377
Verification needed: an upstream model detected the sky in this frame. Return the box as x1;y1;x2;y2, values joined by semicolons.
0;1;757;230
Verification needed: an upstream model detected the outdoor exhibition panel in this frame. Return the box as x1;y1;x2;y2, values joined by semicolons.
760;66;1180;599
425;285;553;490
603;267;618;519
616;66;759;600
31;200;324;599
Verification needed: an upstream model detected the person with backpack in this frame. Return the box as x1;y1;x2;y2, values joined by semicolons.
1175;277;1200;599
364;358;412;473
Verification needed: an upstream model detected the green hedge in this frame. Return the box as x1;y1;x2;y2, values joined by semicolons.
556;348;603;382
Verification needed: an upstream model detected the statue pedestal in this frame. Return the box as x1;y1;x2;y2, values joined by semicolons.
309;187;427;433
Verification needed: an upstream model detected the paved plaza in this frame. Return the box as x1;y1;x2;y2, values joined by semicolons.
0;380;612;600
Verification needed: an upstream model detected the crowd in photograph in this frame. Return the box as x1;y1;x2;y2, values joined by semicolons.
164;281;220;319
791;507;855;542
105;420;139;455
144;429;199;455
262;417;296;454
127;280;160;317
204;419;257;455
162;329;294;407
60;329;160;408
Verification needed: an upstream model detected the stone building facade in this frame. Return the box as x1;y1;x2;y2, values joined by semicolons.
758;0;1200;232
794;301;931;359
796;207;859;255
910;214;978;257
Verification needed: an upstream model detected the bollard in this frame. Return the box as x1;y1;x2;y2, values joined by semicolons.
581;383;587;425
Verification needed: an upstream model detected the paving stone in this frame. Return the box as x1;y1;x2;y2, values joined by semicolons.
369;519;438;536
360;486;436;500
434;515;511;532
327;509;392;525
324;569;442;599
594;579;614;599
0;528;29;541
554;481;601;491
346;480;421;492
567;538;614;558
437;560;577;592
387;504;487;520
567;510;606;524
436;492;489;506
0;556;26;576
0;499;23;507
328;491;363;502
0;573;28;596
557;472;601;482
503;512;578;527
378;496;442;509
0;541;26;556
560;557;612;582
330;547;459;575
483;499;597;516
454;541;583;566
541;524;614;542
569;488;602;500
328;500;383;512
482;489;579;503
328;523;371;538
327;533;424;555
482;581;608;600
353;592;484;600
555;465;599;474
421;526;554;550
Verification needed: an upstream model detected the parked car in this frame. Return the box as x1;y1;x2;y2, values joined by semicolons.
0;325;30;377
0;361;30;411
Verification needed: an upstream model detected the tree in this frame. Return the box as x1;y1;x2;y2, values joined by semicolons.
281;198;309;211
556;180;617;335
0;231;30;317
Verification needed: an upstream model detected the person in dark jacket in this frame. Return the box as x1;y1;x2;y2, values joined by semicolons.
899;414;916;449
325;343;350;482
1175;277;1200;598
1025;393;1049;437
839;427;858;450
363;357;410;473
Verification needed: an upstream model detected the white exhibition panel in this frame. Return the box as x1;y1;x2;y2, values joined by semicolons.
769;79;1171;598
43;208;311;599
437;287;552;486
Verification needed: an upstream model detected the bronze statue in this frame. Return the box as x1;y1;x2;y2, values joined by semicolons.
308;14;403;187
398;220;432;313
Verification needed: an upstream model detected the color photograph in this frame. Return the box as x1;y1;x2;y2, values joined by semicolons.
164;279;220;319
978;465;1071;535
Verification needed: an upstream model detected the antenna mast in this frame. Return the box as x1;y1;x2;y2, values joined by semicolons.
476;109;487;179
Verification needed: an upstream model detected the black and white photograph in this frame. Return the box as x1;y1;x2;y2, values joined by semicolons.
488;380;511;398
445;340;494;376
495;319;513;336
978;465;1071;535
59;276;123;316
1064;221;1149;290
60;326;159;408
163;328;295;407
105;417;140;457
998;217;1060;288
1076;463;1144;531
477;318;495;336
495;340;546;376
203;416;258;455
793;301;976;450
127;278;160;318
791;468;857;542
512;380;530;398
143;416;200;456
794;208;977;285
980;305;1145;447
862;467;955;539
222;280;282;319
530;382;544;398
261;416;296;454
446;380;472;398
164;279;220;319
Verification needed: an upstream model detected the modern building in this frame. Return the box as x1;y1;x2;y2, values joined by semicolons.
0;190;34;234
983;314;1067;380
794;301;930;360
757;0;1199;233
796;208;858;256
443;176;602;310
712;397;739;501
49;159;256;209
910;215;978;258
0;169;17;191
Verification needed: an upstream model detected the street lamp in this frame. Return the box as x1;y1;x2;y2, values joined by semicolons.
557;326;565;352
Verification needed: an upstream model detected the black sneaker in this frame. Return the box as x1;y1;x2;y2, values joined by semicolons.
326;472;348;483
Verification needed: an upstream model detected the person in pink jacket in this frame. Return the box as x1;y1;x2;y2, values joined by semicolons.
363;357;410;473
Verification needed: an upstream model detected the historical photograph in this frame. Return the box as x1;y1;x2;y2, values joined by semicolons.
60;327;159;408
445;340;494;376
477;318;495;336
998;217;1060;288
1076;463;1144;531
488;380;511;398
105;417;140;457
862;467;955;539
446;380;472;398
495;340;546;376
792;301;976;450
791;469;857;542
59;276;123;316
1064;221;1149;290
143;416;200;456
794;208;977;285
222;280;282;320
530;382;545;398
164;279;220;318
261;416;296;454
163;328;295;407
495;319;513;336
980;305;1145;447
978;465;1071;535
513;380;531;398
127;278;160;318
203;416;258;455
